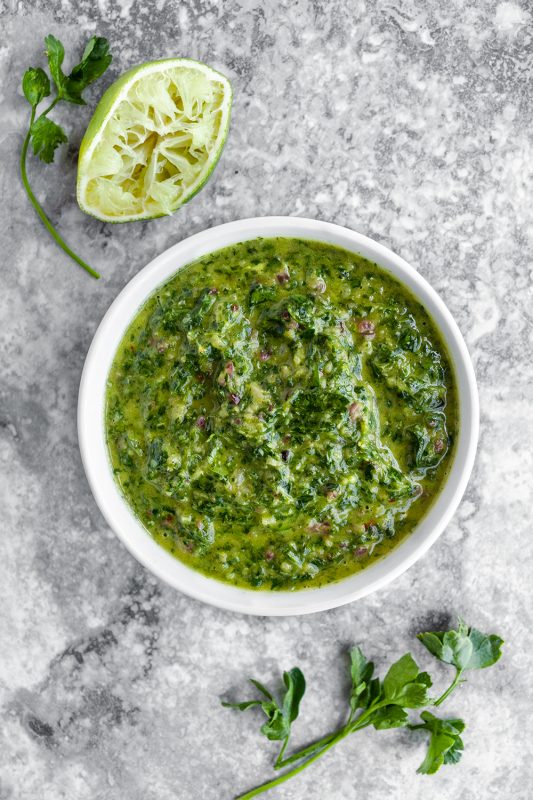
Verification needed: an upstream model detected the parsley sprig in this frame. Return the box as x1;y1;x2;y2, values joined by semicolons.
223;619;503;799
20;35;112;279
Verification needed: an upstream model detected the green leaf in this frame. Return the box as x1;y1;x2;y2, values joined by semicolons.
396;682;432;709
466;627;504;670
29;116;68;163
260;702;290;741
282;668;306;724
249;679;274;701
349;646;376;713
415;711;465;774
44;34;66;93
22;67;50;107
249;283;277;306
383;653;420;695
367;677;382;707
350;646;368;688
64;36;112;104
19;33;108;278
418;619;504;671
443;734;464;765
371;706;409;730
44;34;112;105
221;694;288;740
221;699;263;712
221;668;306;743
381;653;432;708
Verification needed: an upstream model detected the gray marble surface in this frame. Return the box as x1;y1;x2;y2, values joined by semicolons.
1;1;532;798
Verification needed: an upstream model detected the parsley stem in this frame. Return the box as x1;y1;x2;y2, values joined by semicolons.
20;106;100;279
39;96;60;118
274;698;377;772
245;709;379;797
275;730;338;769
235;727;351;800
434;669;463;707
273;737;289;767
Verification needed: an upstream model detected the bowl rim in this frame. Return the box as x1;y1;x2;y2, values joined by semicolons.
78;216;479;616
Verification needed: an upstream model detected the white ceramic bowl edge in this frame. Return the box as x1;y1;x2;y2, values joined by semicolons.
78;217;479;615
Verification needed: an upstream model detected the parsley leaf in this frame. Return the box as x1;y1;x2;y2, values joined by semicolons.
381;653;432;708
44;34;66;95
414;711;465;774
348;645;377;713
65;36;112;104
418;618;504;671
29;116;68;163
22;67;50;107
45;33;112;105
282;669;306;725
20;34;112;278
224;618;503;800
222;667;305;743
370;705;409;730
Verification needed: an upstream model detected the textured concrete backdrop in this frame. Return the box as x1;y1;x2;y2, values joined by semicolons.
1;1;532;798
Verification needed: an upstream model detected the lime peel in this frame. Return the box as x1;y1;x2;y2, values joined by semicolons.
77;58;232;223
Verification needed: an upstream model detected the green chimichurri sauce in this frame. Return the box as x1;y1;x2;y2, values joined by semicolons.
106;238;457;591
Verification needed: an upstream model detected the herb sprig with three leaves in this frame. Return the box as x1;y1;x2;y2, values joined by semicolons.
20;35;112;278
223;668;306;766
223;619;503;799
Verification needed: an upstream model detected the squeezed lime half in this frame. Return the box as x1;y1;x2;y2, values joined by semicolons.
77;58;232;223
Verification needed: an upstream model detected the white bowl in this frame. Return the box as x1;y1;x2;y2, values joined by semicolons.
78;217;478;616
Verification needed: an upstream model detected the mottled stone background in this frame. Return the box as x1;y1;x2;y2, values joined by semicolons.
1;1;532;798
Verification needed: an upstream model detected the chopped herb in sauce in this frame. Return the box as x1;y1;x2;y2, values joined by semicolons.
106;238;457;590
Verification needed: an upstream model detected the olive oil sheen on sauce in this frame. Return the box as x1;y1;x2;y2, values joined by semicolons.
106;238;457;591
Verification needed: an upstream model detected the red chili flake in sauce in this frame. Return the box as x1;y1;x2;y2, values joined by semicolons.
434;438;445;452
229;393;241;405
357;319;375;337
265;550;275;561
162;514;174;527
276;271;290;284
196;416;207;429
259;351;271;361
226;361;235;375
281;449;290;462
209;287;218;295
195;373;205;383
231;303;239;312
355;546;368;557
